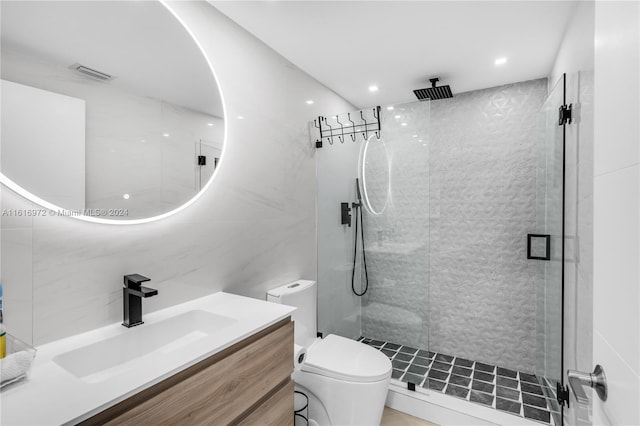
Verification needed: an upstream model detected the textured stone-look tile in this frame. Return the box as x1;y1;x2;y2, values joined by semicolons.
428;369;449;381
435;353;454;363
497;376;519;389
496;386;520;401
449;374;471;387
402;373;425;386
521;382;544;396
470;390;495;407
407;364;428;376
423;379;446;392
445;384;470;399
473;371;495;383
392;360;410;370
400;345;418;354
475;362;495;373
454;357;474;368
497;367;518;378
452;365;473;377
395;352;414;362
522;392;547;408
431;361;452;372
472;380;495;394
519;372;538;384
392;369;404;379
496;397;522;415
417;350;434;359
523;405;550;423
425;79;547;373
381;348;396;358
413;356;432;367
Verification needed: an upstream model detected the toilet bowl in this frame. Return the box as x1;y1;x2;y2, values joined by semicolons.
267;280;391;426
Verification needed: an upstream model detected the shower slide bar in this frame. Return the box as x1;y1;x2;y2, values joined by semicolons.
313;106;381;148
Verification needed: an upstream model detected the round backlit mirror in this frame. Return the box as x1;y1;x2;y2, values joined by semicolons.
359;134;391;216
0;1;224;222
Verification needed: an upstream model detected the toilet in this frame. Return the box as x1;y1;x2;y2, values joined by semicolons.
267;280;391;426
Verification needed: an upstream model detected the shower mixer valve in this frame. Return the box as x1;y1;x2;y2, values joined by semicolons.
341;202;352;227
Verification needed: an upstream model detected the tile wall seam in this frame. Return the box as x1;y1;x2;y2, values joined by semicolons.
593;328;640;377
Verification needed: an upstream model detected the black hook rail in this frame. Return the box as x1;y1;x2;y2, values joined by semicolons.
313;106;381;148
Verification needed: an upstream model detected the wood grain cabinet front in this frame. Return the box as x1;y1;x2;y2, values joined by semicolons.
81;317;294;426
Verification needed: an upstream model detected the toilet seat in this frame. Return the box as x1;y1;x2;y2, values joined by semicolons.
301;335;391;383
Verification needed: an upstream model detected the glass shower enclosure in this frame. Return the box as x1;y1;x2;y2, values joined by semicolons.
315;101;430;352
314;76;567;424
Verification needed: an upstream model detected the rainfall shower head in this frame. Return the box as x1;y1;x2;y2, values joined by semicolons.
413;78;453;101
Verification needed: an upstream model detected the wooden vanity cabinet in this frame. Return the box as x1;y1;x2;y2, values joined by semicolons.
81;317;294;426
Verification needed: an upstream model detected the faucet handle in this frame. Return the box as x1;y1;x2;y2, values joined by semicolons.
124;274;151;288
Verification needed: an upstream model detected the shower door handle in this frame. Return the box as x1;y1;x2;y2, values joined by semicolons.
567;365;607;404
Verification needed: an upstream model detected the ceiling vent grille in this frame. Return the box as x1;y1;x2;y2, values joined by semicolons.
71;63;114;81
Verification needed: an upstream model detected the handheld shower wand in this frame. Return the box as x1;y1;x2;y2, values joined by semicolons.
355;178;362;206
351;178;369;296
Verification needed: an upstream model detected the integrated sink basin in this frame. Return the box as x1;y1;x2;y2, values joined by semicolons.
53;310;236;383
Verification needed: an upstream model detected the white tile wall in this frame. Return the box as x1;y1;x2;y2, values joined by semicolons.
1;1;354;345
592;1;640;424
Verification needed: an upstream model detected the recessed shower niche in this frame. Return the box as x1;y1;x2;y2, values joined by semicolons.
0;0;225;222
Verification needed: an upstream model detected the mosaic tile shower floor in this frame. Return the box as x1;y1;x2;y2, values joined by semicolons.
358;337;562;425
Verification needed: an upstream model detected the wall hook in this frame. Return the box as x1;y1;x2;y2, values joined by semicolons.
336;115;345;143
360;110;369;140
314;107;381;148
347;113;356;141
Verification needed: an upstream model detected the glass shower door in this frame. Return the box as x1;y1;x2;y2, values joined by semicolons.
360;101;430;354
315;100;431;386
533;74;567;423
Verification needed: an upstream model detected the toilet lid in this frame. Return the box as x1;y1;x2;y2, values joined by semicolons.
302;335;391;383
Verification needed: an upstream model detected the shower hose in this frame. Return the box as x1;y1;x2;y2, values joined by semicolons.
351;201;369;296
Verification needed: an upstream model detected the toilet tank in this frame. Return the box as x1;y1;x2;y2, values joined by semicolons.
266;280;317;348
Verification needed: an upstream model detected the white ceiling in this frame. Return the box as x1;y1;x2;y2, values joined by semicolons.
1;1;223;118
211;1;578;109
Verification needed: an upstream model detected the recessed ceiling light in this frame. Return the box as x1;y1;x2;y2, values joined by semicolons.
162;132;170;137
123;193;130;200
207;123;214;126
387;106;394;111
412;134;418;138
237;115;245;120
394;115;401;119
401;123;408;127
368;85;379;92
305;100;314;105
495;57;507;66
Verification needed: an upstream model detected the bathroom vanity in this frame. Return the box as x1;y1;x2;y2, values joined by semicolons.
0;293;295;425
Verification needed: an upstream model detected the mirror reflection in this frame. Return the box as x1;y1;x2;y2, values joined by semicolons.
0;1;224;220
359;135;390;215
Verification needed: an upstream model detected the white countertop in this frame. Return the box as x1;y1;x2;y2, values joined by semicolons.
0;292;295;426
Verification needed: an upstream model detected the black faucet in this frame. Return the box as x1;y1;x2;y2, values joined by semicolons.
122;274;158;328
